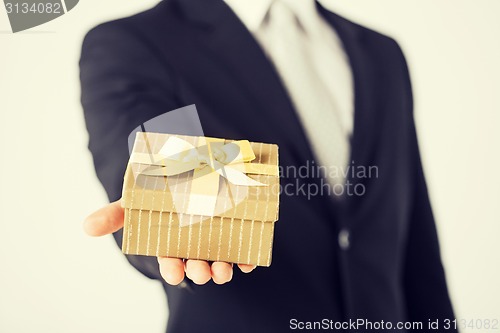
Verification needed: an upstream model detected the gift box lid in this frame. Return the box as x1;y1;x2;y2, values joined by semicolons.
122;132;280;223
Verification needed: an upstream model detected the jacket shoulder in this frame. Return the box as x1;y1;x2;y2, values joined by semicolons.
82;1;175;43
324;9;413;109
326;9;403;54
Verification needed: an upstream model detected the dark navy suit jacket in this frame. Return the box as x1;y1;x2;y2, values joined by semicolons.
80;0;456;332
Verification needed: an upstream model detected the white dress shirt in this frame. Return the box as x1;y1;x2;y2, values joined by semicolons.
224;0;354;186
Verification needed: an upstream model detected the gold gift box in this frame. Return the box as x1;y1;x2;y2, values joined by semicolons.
121;132;280;267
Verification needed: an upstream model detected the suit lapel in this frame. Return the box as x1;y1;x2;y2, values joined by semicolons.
320;4;381;229
319;5;380;221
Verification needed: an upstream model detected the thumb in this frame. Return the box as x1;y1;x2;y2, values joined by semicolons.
84;200;124;236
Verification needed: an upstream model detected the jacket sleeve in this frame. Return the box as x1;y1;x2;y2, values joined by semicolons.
80;21;180;280
396;42;457;330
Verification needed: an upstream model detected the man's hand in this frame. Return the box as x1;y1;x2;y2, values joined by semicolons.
84;200;256;285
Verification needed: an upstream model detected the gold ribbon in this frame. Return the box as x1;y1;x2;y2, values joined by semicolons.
129;136;277;217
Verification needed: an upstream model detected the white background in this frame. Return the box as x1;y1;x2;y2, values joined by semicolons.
1;1;499;332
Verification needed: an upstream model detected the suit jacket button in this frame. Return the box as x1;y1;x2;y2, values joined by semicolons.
338;229;350;250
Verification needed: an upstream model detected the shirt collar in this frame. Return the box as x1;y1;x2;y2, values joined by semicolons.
225;0;319;33
224;0;274;32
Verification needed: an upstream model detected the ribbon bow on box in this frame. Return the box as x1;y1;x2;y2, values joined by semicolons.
129;136;278;217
